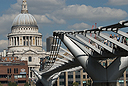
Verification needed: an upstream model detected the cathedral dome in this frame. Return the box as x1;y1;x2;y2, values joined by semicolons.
12;13;37;26
12;0;37;27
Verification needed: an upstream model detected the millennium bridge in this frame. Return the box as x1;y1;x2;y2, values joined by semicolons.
32;20;128;86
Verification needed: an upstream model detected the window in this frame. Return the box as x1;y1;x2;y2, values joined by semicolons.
76;75;80;78
87;75;90;78
7;69;9;73
10;68;11;73
5;58;7;61
17;74;26;78
26;36;29;46
14;75;18;79
0;81;8;84
83;75;86;78
30;36;32;45
17;37;19;45
15;37;16;46
23;37;25;46
18;80;26;83
68;81;73;86
30;72;32;78
59;75;64;79
24;5;26;8
7;75;11;79
0;75;7;78
14;68;18;73
68;75;73;78
9;58;11;60
18;75;22;78
60;82;64;85
36;37;37;46
29;56;32;62
76;81;80;84
22;75;26;78
7;68;11;73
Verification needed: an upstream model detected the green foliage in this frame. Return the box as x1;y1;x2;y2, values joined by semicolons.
24;82;29;86
72;82;79;86
8;82;17;86
0;82;2;86
86;80;91;86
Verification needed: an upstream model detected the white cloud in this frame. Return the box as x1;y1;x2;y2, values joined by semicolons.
108;0;128;6
46;14;66;24
0;13;18;39
34;15;52;24
6;0;65;14
5;0;66;25
0;40;8;52
51;16;66;24
53;5;128;22
42;41;46;51
4;0;127;26
25;0;65;15
68;23;91;30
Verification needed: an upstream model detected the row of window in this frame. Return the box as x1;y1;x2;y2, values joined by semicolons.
0;75;11;79
4;58;15;61
61;75;87;79
7;68;18;73
59;81;81;85
0;80;26;84
14;75;26;79
0;74;26;79
5;57;32;63
12;27;38;32
60;75;89;79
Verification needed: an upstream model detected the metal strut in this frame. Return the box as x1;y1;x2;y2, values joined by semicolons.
42;36;61;72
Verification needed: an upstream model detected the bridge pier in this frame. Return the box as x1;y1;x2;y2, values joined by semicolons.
60;34;128;86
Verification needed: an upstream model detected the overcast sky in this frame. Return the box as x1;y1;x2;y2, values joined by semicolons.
0;0;128;51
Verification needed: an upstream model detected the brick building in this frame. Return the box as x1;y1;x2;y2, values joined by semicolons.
0;60;28;86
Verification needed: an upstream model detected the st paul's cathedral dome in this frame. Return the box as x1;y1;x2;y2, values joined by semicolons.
8;0;42;52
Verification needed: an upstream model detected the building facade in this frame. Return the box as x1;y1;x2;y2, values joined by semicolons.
55;70;91;86
46;36;54;52
0;60;28;86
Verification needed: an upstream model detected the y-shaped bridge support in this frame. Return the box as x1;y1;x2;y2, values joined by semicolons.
33;20;128;86
59;34;128;86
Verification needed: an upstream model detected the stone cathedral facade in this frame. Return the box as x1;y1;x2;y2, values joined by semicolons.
6;0;49;79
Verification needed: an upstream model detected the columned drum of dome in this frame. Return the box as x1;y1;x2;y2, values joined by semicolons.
8;0;42;52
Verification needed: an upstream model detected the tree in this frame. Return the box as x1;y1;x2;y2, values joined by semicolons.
86;80;91;86
73;82;79;86
0;82;3;86
24;82;29;86
8;82;17;86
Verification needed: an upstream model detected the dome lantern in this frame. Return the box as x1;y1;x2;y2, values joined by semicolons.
21;0;28;13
